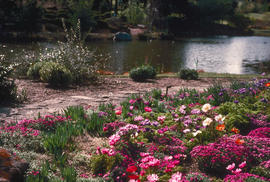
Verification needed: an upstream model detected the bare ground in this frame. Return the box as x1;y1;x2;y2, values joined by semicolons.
0;77;236;122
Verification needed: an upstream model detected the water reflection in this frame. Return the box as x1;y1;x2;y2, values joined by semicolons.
223;37;246;74
1;36;270;74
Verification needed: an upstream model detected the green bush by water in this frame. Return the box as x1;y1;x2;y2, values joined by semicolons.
0;65;19;104
39;62;72;87
129;65;156;82
27;61;47;80
179;69;199;80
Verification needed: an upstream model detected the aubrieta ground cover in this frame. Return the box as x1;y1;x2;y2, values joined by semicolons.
1;78;270;182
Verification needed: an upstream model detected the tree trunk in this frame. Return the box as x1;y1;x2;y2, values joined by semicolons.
114;0;118;15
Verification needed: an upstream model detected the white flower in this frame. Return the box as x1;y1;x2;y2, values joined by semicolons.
203;118;213;127
215;114;226;124
183;129;191;133
202;103;211;113
192;130;202;136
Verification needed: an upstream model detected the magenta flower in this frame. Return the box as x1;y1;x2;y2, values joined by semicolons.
147;174;159;182
226;163;235;171
144;107;152;112
239;161;246;168
109;134;120;145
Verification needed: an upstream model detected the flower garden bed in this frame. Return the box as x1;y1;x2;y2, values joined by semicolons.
1;78;270;182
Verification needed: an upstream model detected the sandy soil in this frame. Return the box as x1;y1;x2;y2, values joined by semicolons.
0;77;235;122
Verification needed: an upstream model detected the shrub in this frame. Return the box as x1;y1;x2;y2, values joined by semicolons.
179;69;199;80
224;173;267;182
39;62;72;87
185;172;211;182
129;65;156;82
27;61;46;80
250;166;270;179
0;65;18;104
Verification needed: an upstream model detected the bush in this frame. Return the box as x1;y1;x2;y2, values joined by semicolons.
0;65;18;104
179;69;199;80
27;61;46;80
129;65;156;82
250;166;270;179
39;62;72;87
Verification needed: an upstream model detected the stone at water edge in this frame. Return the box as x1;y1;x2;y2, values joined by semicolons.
0;148;29;182
113;32;132;41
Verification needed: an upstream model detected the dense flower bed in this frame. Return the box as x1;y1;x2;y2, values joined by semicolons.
1;78;270;181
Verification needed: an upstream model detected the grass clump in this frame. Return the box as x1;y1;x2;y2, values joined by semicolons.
179;68;199;80
129;65;156;82
39;62;72;87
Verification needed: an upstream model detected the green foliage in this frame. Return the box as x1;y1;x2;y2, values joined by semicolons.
196;0;236;24
185;172;211;182
205;83;231;106
129;65;157;82
250;166;270;180
39;61;72;87
61;167;77;182
68;0;97;32
179;69;199;80
229;13;252;30
245;177;268;182
217;102;255;133
121;1;147;25
27;61;46;80
0;65;19;104
90;153;123;175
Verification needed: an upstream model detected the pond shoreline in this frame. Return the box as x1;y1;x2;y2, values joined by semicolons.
1;28;268;43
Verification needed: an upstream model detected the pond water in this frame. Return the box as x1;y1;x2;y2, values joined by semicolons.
1;36;270;74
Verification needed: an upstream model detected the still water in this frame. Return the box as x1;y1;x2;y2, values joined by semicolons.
1;36;270;74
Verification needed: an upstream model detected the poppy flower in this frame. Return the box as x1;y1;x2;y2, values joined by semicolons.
126;165;137;173
265;82;270;87
216;124;225;131
115;110;122;115
128;174;139;180
235;138;245;145
231;127;240;134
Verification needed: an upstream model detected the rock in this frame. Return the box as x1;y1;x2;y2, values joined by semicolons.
113;32;132;41
0;148;29;182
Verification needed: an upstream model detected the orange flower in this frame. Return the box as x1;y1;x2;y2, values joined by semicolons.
231;127;240;134
216;124;225;131
235;138;245;145
265;82;270;87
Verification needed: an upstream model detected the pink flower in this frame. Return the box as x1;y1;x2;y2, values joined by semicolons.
144;107;152;112
239;161;247;168
31;171;40;176
232;168;242;174
80;174;89;178
169;172;182;182
157;116;166;122
109;134;120;145
226;163;235;171
147;174;159;182
134;116;144;121
129;99;136;104
130;106;134;110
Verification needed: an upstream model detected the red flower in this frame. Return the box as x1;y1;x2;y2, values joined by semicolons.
235;138;245;145
265;82;270;87
128;174;139;179
216;124;225;131
144;107;152;112
126;165;137;173
115;110;122;115
231;127;240;134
